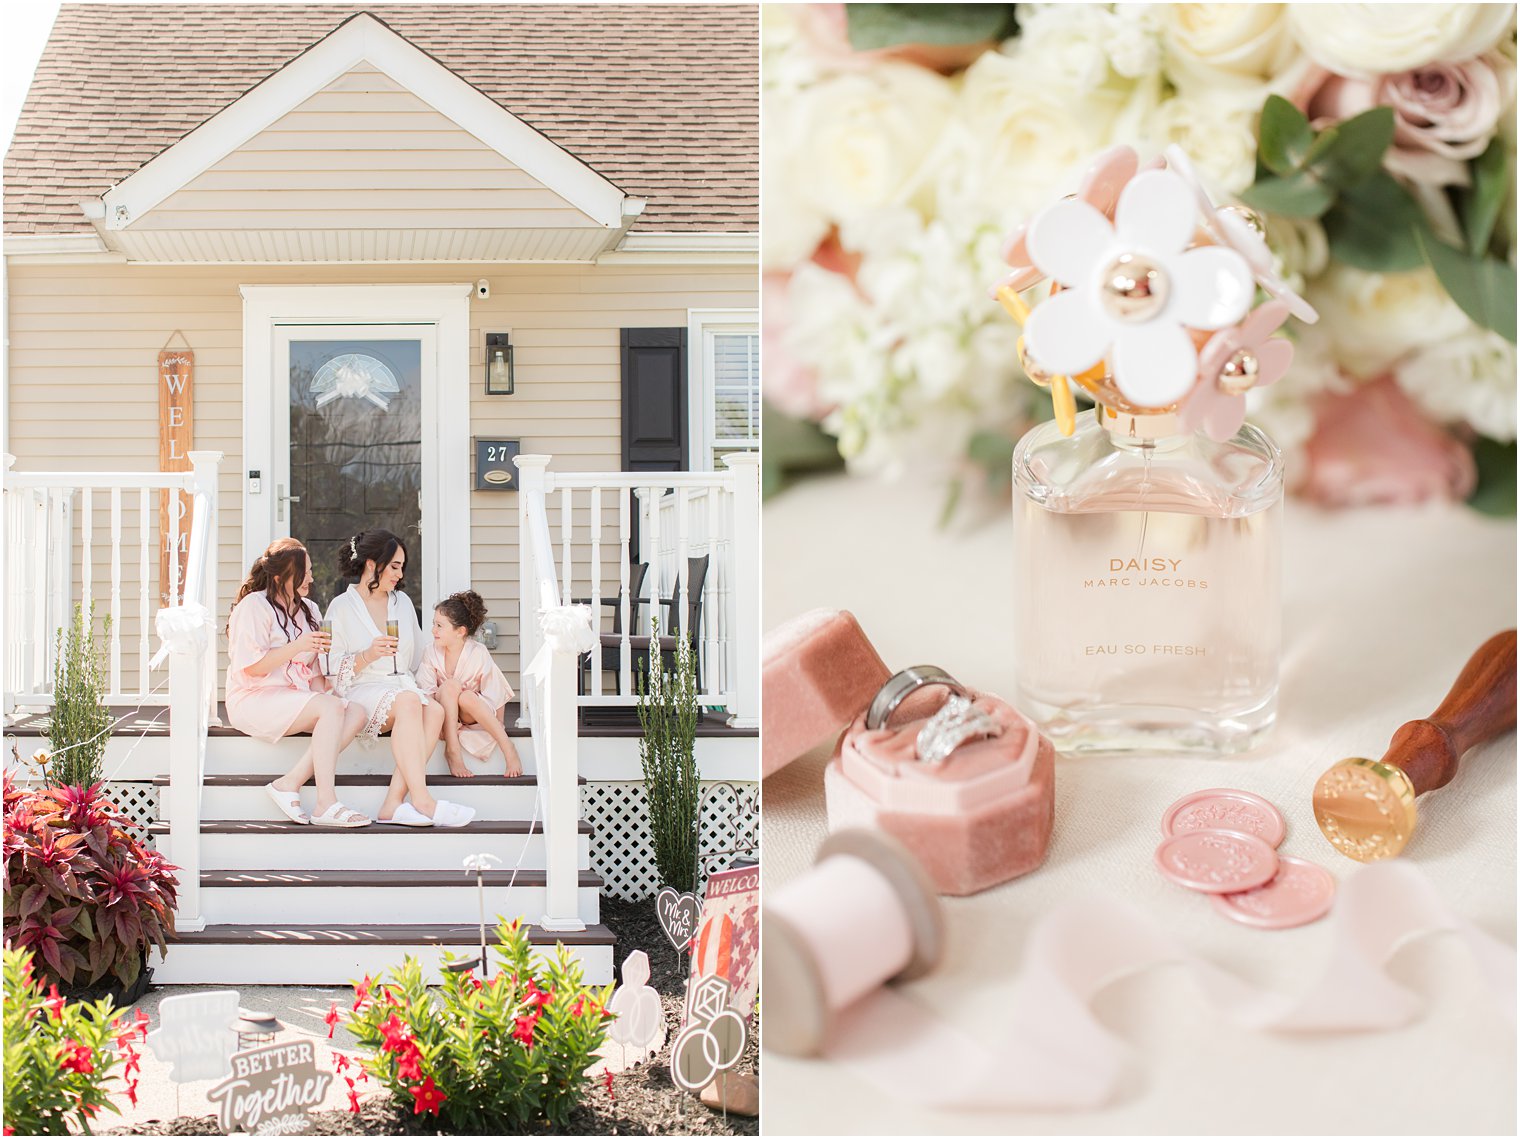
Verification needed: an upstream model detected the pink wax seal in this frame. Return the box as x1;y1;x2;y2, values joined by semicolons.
1211;856;1337;930
1160;788;1286;848
1154;829;1279;894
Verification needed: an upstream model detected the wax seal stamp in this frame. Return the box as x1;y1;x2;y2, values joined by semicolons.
1211;856;1336;930
1154;829;1279;894
1161;788;1285;848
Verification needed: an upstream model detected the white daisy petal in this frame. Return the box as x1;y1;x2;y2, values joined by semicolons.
1115;169;1197;258
1112;321;1199;406
1170;246;1255;330
1025;288;1112;376
1026;199;1114;288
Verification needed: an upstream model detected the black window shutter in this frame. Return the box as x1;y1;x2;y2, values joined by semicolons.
621;328;688;473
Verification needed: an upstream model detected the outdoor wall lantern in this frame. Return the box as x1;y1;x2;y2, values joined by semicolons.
485;332;514;395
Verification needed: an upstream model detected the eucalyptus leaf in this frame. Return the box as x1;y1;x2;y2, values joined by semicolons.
1305;107;1395;190
1323;171;1426;272
762;401;844;498
1257;95;1314;177
845;3;1017;50
1241;172;1336;219
1460;138;1509;257
1418;230;1518;343
1468;438;1517;517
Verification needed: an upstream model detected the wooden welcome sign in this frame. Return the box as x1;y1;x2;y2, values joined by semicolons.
158;347;193;606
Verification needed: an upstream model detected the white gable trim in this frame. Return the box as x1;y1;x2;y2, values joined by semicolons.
101;13;626;232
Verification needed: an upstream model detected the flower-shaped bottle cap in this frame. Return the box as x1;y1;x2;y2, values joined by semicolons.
1023;167;1255;406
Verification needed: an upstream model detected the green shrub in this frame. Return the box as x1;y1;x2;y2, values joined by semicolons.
48;604;112;789
341;918;612;1131
2;945;150;1136
636;623;701;893
3;773;178;992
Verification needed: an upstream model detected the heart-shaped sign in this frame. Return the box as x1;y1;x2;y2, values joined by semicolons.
655;886;703;953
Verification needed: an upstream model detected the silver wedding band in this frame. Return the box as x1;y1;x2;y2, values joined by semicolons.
915;695;1001;766
864;666;969;731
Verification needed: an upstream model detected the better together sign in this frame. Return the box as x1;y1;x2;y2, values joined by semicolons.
208;1040;332;1136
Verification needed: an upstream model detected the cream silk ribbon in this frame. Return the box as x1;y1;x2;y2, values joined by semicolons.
815;860;1514;1111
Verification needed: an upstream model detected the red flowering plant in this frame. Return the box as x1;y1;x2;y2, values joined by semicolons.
342;917;612;1131
2;772;178;996
2;945;150;1136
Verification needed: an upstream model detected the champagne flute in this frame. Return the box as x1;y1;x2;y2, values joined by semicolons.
386;619;400;675
319;619;333;676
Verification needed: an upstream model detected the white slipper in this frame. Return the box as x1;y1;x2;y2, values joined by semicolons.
311;802;370;828
431;799;475;828
376;802;433;827
265;784;310;824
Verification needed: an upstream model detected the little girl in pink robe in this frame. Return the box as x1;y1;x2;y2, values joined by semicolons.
416;590;523;778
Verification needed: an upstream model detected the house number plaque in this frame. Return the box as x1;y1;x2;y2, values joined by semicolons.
158;347;194;605
474;438;520;491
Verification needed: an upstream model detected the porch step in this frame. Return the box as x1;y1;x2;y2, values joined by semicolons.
152;922;616;985
154;773;578;822
151;819;592;872
198;869;603;926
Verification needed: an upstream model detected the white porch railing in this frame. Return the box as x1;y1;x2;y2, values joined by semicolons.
513;453;760;728
2;452;222;720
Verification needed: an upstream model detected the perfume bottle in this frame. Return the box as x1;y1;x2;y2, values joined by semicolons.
1011;408;1282;755
993;143;1313;756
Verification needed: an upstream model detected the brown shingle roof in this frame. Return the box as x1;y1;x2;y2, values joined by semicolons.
4;4;757;236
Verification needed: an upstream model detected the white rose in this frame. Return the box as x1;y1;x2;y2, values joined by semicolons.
1162;3;1303;91
761;94;831;268
951;47;1126;228
1015;4;1124;91
1307;264;1472;378
788;64;955;229
1289;4;1515;77
1144;93;1262;194
1395;325;1517;441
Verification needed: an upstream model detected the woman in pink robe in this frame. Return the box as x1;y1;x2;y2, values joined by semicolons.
225;538;369;826
416;590;522;778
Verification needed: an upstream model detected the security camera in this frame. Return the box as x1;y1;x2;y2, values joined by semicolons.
476;279;490;300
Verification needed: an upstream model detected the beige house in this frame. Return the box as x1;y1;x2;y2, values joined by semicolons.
2;5;759;982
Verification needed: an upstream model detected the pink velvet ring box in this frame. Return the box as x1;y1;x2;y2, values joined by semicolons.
762;609;891;778
824;689;1056;896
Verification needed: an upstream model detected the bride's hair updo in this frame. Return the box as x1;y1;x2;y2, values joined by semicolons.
339;529;407;594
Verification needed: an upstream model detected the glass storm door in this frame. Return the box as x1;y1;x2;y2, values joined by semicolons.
273;326;432;615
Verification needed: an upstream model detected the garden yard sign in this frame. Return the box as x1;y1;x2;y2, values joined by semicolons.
144;990;239;1083
207;1040;333;1136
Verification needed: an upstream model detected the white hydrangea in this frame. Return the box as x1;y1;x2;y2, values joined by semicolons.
1395;325;1518;442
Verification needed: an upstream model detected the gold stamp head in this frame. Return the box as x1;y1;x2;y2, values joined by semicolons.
1312;758;1418;862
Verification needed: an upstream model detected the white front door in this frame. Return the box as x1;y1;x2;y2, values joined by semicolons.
274;325;434;613
240;285;473;616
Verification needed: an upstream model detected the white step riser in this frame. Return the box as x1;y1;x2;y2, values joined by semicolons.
162;784;547;822
198;885;601;926
198;740;535;777
164;832;589;872
152;942;614;986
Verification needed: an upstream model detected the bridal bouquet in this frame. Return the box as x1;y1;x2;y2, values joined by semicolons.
763;3;1517;513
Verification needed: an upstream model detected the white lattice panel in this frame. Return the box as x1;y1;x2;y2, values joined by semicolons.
582;780;759;901
3;777;157;846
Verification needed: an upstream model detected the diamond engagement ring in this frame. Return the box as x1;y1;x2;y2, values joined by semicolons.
865;666;969;731
915;695;1002;766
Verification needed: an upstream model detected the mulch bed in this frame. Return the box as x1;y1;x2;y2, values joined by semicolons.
103;897;758;1136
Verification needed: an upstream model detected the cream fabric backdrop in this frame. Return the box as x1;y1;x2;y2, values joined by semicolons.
762;473;1517;1136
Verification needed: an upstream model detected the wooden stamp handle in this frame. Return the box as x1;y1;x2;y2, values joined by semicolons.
1381;629;1517;796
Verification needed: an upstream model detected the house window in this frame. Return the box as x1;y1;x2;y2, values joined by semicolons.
688;310;759;471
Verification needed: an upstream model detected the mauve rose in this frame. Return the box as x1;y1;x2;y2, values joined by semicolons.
1302;375;1476;507
1305;52;1512;185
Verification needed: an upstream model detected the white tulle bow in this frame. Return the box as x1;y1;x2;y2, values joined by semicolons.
148;602;212;669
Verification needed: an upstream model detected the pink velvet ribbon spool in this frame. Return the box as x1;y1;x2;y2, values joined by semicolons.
763;829;944;1057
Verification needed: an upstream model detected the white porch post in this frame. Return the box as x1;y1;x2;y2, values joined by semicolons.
166;642;206;931
539;642;585;932
2;455;14;718
723;452;760;729
188;451;223;726
514;455;551;730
